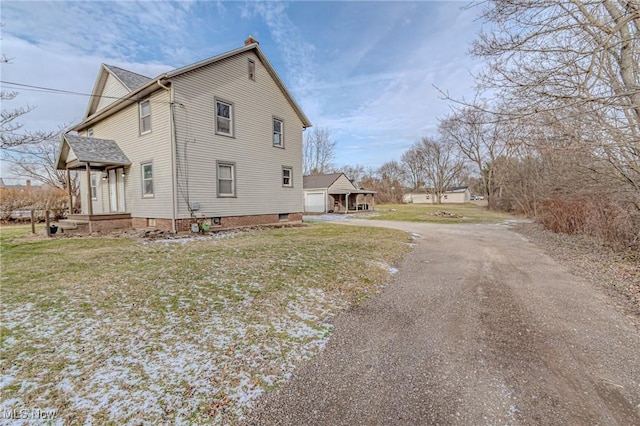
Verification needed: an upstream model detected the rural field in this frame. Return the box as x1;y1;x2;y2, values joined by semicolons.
0;223;409;424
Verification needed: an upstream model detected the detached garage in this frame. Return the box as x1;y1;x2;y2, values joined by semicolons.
304;191;326;213
303;173;376;213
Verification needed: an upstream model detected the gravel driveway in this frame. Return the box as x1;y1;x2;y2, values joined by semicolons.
246;220;640;425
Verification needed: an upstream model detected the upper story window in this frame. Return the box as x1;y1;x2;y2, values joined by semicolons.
215;98;234;137
282;166;292;187
139;100;151;134
273;118;283;147
217;161;236;197
87;128;94;137
248;59;255;81
142;162;153;197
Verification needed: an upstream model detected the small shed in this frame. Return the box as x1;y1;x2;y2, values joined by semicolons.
303;173;375;213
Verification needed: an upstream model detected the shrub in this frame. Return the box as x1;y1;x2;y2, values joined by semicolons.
538;196;639;251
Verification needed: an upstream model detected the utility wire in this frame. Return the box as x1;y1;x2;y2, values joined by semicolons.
1;80;171;104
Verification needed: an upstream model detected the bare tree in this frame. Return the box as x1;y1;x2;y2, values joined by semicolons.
338;164;366;185
1;56;58;149
417;137;467;204
303;127;337;175
378;160;405;185
400;146;424;190
469;0;640;193
2;136;78;196
439;107;512;209
378;160;405;203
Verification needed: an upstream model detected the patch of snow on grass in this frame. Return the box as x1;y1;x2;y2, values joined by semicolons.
367;260;400;276
1;283;348;424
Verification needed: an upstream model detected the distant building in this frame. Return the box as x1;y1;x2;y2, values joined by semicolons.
402;187;470;204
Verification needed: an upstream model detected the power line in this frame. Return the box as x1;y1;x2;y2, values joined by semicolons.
0;80;170;104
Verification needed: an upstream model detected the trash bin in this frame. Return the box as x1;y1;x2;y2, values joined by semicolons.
50;225;58;235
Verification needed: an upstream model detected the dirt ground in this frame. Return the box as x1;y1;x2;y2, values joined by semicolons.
246;220;640;425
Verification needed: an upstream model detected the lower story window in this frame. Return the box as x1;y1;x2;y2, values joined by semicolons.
217;161;236;197
90;173;97;200
142;162;153;197
282;166;292;187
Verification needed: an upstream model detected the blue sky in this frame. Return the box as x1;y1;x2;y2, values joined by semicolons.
1;1;484;178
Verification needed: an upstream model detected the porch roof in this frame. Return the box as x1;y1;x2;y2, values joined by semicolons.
329;189;376;195
56;134;131;170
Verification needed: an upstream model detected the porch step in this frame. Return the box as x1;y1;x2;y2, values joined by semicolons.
57;219;90;234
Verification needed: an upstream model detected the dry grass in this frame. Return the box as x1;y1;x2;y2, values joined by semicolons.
1;224;410;424
362;203;515;224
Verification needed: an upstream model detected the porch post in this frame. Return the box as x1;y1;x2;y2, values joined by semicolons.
85;162;93;216
66;168;73;215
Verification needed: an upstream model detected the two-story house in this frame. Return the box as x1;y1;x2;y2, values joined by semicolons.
55;37;312;233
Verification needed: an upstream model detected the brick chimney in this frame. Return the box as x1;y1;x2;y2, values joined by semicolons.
244;35;259;46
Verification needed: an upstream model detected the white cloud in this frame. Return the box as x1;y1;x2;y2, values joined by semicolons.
241;1;322;119
0;0;487;179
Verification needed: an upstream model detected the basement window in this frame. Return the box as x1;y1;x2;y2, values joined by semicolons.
279;213;289;221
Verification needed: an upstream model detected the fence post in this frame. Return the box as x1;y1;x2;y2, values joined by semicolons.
45;210;51;237
31;210;35;234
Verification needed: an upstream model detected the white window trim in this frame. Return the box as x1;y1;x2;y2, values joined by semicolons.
282;166;293;188
90;173;97;200
215;98;234;137
216;161;236;198
273;117;284;148
139;99;151;135
141;162;154;198
87;128;94;137
248;58;256;81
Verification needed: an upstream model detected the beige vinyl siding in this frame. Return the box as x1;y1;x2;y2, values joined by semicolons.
67;149;77;162
78;170;107;214
80;89;174;218
329;174;358;192
403;191;469;204
171;51;304;218
96;73;129;112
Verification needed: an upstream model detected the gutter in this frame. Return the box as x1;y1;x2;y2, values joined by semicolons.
71;73;170;132
156;79;178;234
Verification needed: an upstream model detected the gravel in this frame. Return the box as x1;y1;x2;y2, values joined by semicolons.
512;222;640;314
244;219;640;425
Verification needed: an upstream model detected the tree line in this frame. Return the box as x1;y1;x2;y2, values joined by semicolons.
306;1;638;251
4;2;638;250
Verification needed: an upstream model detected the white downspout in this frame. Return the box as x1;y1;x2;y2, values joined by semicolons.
157;80;177;234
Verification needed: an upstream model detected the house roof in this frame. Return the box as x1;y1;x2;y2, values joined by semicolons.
409;186;469;194
73;41;312;131
104;64;152;91
55;134;131;170
303;173;343;189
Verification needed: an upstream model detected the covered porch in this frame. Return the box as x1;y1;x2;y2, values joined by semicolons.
329;189;376;213
55;134;133;233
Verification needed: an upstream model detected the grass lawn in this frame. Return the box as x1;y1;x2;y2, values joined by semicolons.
0;224;409;424
365;203;515;224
